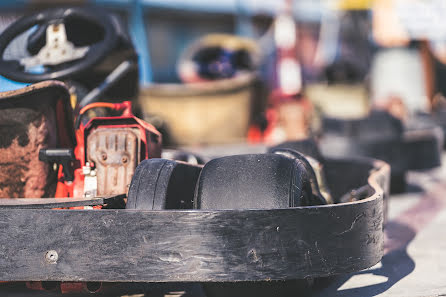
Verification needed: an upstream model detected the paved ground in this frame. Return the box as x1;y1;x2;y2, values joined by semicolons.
1;156;446;297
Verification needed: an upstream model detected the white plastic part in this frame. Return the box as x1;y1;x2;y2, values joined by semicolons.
278;57;302;96
20;23;89;69
274;14;297;50
83;170;97;198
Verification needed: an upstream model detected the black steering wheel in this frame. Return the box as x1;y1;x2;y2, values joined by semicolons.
0;7;118;83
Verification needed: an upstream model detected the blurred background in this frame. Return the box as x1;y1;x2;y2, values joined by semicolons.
1;0;445;147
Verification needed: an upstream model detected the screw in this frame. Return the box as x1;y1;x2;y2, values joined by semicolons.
45;250;58;264
122;156;128;164
101;153;107;161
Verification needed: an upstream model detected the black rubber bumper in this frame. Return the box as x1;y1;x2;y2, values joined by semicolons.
0;157;388;283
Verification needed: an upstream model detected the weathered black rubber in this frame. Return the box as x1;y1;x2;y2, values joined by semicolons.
403;119;443;170
0;158;388;283
124;159;203;295
270;148;329;205
199;151;327;297
322;110;442;193
126;158;202;210
195;154;325;210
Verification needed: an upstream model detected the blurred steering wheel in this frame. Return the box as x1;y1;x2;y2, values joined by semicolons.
0;7;118;83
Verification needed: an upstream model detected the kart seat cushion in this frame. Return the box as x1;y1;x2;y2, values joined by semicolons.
194;154;316;210
0;81;73;198
126;159;202;210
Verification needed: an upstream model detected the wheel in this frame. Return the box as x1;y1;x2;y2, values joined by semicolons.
125;158;203;295
126;158;202;210
195;152;326;296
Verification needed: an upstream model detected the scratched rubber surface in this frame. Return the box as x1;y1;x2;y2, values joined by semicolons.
1;157;445;297
0;158;386;296
312;156;446;297
0;167;444;297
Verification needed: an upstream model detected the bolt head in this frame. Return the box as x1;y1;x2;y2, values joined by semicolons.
45;250;58;264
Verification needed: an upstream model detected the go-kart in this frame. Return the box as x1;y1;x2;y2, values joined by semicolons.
0;6;160;200
0;108;389;295
0;7;138;106
320;110;443;193
0;6;161;293
0;6;388;297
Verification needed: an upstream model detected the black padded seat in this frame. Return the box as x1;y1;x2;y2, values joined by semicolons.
126;159;202;210
195;153;325;210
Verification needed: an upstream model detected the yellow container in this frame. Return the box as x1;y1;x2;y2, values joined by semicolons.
139;73;257;146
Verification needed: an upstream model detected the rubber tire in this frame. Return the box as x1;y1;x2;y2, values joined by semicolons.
198;154;311;297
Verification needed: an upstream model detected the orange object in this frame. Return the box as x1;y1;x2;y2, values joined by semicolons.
248;0;312;144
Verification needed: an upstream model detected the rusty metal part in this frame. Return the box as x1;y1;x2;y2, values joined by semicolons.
87;128;140;196
0;81;73;198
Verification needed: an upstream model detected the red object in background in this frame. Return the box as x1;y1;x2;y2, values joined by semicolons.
53;101;162;199
248;0;311;144
27;281;110;294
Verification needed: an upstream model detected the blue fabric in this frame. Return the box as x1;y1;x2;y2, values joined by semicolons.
0;76;28;92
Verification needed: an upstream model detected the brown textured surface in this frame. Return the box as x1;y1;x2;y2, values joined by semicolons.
0;81;71;198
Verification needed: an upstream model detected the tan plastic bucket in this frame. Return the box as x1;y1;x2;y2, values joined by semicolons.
139;73;256;146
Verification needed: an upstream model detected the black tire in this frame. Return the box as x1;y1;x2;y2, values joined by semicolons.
197;153;317;297
127;158;202;210
125;159;203;296
126;159;169;210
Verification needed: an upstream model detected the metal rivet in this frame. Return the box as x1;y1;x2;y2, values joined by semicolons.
45;250;58;264
122;156;128;164
101;153;107;161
